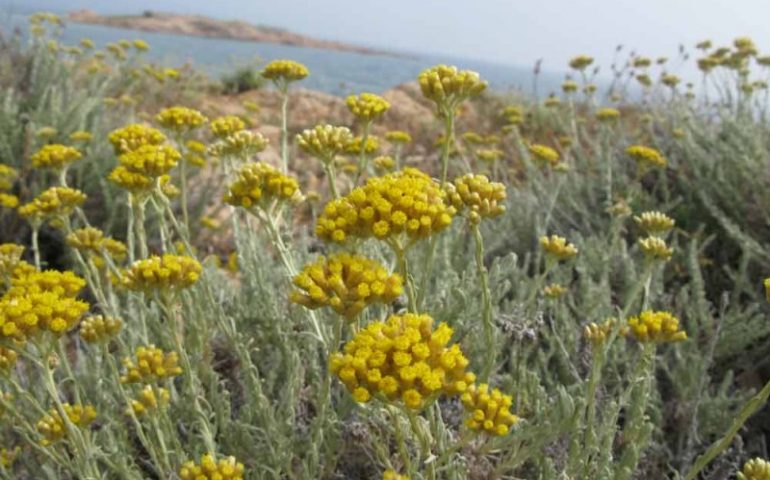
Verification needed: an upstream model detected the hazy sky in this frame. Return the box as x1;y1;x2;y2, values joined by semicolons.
5;0;770;73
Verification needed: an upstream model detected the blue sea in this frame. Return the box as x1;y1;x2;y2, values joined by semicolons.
0;11;564;96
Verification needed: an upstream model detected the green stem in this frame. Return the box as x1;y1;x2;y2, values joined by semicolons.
354;122;371;185
472;224;495;381
323;162;340;199
31;225;41;269
180;155;190;233
393;242;417;312
280;85;290;173
684;378;770;480
440;110;456;187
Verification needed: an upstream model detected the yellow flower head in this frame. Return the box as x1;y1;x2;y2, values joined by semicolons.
132;39;150;51
764;278;770;303
0;193;18;209
528;144;560;167
30;144;82;170
315;168;455;245
543;283;567;299
210;116;246;139
584;318;616;346
344;135;380;155
18;187;86;224
119;144;181;178
0;279;89;338
596;108;620;122
625;310;687;343
446;174;506;225
569;55;594;71
639;236;673;262
37;403;96;446
109;124;166;154
208;131;268;159
346;92;390;123
540;235;578;261
476;148;504;164
502;105;525;125
180;453;245;480
0;165;18;192
626;145;667;170
373;155;396;173
261;59;309;83
329;312;476;410
661;73;680;88
224;162;301;209
461;383;518;436
385;130;412;144
0;347;18;375
0;447;19;468
0;244;25;277
739;458;770;480
584;84;598;94
634;211;675;235
79;315;122;343
69;130;92;143
290;253;403;320
65;227;126;268
121;255;201;293
418;65;487;109
383;471;410;480
7;269;86;298
297;124;354;163
633;56;652;68
128;385;170;417
108;166;153;195
561;80;578;93
156;106;207;133
121;345;183;384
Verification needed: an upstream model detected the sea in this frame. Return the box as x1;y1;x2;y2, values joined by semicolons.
0;11;565;97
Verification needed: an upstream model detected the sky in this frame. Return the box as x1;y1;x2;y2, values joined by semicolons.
3;0;770;74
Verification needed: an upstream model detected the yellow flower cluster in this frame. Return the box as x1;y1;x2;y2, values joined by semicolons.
501;105;524;125
180;453;245;480
625;310;687;343
0;193;18;209
584;318;616;346
261;59;309;83
118;144;181;178
210;116;246;139
476;148;504;163
36;403;97;446
739;458;770;480
133;39;150;51
69;130;92;143
639;236;673;262
0;347;18;374
66;226;124;261
0;165;17;191
344;135;380;155
296;124;353;163
121;254;202;293
596;108;620;122
661;73;680;88
418;65;487;108
224;162;301;209
315;168;455;244
128;385;170;417
373;155;396;172
540;235;578;261
569;55;594;70
528;144;560;167
447;174;506;224
543;283;567;299
208;131;268;158
385;130;412;144
0;244;24;276
329;313;475;409
626;145;667;169
290;253;403;320
634;211;675;235
0;447;18;468
561;80;578;93
79;315;122;343
18;187;87;224
383;471;410;480
346;92;390;122
108;166;154;194
108;124;166;154
460;383;518;436
544;96;561;108
30;144;82;170
0;269;89;338
121;345;183;384
156;106;208;132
